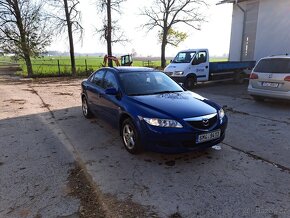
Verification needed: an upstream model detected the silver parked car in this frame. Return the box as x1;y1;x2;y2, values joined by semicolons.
248;55;290;101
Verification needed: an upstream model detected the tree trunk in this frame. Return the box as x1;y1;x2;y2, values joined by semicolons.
64;0;76;76
107;0;113;67
23;54;33;77
14;0;33;77
161;28;168;69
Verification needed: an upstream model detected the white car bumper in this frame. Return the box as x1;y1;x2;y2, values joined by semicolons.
248;85;290;100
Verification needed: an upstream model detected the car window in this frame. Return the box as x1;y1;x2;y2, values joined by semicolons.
119;71;183;96
254;58;290;73
193;51;207;65
103;71;118;89
92;70;105;87
172;51;196;63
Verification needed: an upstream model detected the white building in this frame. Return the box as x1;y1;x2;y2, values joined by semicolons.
219;0;290;61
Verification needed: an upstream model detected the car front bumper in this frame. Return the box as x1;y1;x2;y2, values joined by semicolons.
138;120;227;153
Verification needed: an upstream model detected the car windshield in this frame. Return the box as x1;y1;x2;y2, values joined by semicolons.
119;71;184;96
172;51;196;63
254;58;290;73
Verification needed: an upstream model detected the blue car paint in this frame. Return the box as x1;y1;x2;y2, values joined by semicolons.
129;92;217;119
82;67;227;153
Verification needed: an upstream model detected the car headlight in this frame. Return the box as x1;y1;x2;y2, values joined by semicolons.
218;108;225;123
143;118;183;128
174;71;184;76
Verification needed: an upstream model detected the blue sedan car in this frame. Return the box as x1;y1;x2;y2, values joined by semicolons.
81;67;227;154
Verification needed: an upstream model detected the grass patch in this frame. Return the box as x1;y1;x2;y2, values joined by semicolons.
0;56;228;77
0;56;15;65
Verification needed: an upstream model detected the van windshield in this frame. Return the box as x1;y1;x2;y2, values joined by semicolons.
172;51;196;63
254;58;290;73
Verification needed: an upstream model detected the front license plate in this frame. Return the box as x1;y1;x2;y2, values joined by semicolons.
196;130;221;144
262;82;279;88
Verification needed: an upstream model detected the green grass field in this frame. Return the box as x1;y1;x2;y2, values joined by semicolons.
0;56;13;64
0;56;228;77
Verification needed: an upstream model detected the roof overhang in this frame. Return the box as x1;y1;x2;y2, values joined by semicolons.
217;0;250;5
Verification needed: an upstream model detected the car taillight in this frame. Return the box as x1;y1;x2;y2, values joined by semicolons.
284;76;290;82
249;73;258;79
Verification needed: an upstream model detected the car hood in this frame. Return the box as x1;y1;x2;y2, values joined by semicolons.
128;91;217;119
164;63;189;72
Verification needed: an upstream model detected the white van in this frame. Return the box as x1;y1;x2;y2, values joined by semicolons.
164;49;256;89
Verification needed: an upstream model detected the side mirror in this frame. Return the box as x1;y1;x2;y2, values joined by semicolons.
105;88;118;95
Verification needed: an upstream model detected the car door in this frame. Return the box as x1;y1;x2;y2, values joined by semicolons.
86;70;106;113
192;51;209;81
98;71;120;126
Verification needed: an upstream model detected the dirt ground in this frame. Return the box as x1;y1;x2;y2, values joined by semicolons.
1;72;290;218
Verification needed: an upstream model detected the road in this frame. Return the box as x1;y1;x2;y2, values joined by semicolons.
1;74;290;218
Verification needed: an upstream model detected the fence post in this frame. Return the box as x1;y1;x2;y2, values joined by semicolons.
85;59;88;72
57;60;60;76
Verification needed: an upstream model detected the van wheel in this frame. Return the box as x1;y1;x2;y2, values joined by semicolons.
185;76;197;89
234;72;245;84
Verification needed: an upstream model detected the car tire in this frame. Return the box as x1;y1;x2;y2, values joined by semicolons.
234;71;245;84
121;118;142;154
82;96;93;118
252;95;265;102
185;76;197;90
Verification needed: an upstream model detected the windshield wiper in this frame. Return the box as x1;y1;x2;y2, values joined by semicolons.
150;90;183;95
129;91;183;96
128;93;144;96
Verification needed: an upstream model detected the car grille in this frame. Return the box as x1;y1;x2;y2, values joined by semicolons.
184;113;218;130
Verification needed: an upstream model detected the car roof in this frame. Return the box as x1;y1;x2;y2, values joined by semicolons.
178;49;207;53
260;54;290;60
104;66;156;73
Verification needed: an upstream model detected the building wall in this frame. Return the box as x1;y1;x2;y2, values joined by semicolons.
229;0;259;61
254;0;290;60
229;0;290;61
241;0;259;61
228;4;244;61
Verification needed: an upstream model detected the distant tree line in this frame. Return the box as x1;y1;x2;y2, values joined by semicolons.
0;0;207;76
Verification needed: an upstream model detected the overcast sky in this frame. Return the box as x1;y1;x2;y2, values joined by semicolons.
49;0;233;57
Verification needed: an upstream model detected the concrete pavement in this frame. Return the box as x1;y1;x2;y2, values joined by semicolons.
1;76;290;218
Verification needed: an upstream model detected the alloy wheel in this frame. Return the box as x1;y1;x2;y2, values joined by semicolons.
122;124;135;150
82;98;88;116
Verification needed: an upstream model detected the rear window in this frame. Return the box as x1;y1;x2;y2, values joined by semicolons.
254;58;290;73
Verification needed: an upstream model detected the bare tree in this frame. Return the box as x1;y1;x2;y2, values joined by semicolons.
49;0;82;76
141;0;207;68
0;0;52;77
97;0;127;67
